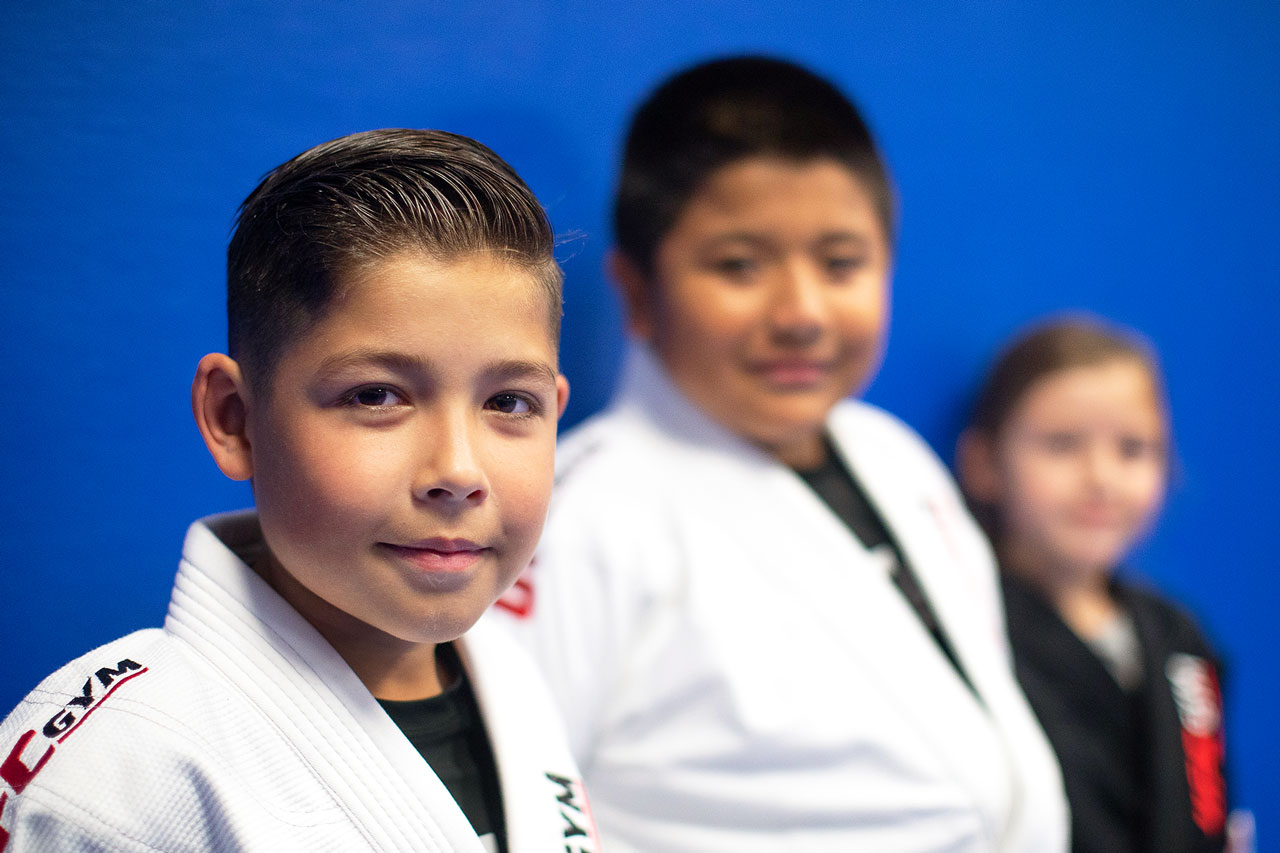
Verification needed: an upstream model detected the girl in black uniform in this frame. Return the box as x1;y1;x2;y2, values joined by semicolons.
955;317;1235;853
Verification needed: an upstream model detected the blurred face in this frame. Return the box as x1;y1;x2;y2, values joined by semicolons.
245;251;568;653
994;359;1167;581
631;157;891;468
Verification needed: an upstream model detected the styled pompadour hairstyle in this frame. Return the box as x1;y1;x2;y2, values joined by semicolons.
614;55;896;277
227;128;561;390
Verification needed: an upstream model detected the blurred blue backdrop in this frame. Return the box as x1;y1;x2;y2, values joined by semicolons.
3;0;1277;838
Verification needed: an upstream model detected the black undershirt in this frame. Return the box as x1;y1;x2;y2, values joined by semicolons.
794;437;979;699
377;643;508;853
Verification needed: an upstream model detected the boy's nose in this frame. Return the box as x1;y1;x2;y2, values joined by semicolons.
1081;444;1121;492
413;415;488;505
768;261;826;344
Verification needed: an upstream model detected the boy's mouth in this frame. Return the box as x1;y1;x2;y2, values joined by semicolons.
379;539;490;574
747;358;834;388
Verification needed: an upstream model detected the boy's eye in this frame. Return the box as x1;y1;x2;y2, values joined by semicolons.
823;255;866;280
1119;436;1160;460
349;386;405;407
1040;432;1082;453
709;256;759;279
487;393;535;416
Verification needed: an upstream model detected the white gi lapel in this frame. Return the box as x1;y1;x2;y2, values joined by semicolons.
759;457;1004;780
827;419;1024;835
828;417;1002;688
459;620;600;853
166;512;485;853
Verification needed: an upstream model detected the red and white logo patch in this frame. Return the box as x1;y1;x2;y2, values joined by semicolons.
0;658;148;850
1166;653;1226;837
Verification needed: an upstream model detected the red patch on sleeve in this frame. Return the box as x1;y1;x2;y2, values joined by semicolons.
1167;654;1227;836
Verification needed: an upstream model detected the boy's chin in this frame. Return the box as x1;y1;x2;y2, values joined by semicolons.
404;593;507;645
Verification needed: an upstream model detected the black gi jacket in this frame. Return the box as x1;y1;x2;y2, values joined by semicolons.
1002;573;1228;853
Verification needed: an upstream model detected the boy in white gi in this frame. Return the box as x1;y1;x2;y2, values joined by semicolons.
0;129;598;852
490;57;1068;851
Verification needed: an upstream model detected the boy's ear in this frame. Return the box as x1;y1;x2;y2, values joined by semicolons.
192;353;254;482
555;374;571;420
955;428;1001;504
607;249;655;341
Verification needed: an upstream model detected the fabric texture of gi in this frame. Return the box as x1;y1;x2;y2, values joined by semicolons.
1003;572;1230;853
489;344;1069;852
0;511;598;853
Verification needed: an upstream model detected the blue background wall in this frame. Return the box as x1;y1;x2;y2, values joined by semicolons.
4;0;1277;837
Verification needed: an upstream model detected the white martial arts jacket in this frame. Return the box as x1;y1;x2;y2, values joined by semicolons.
489;345;1068;852
0;511;599;852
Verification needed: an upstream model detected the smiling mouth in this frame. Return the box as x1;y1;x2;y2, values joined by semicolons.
1066;510;1130;532
749;359;834;387
379;540;490;574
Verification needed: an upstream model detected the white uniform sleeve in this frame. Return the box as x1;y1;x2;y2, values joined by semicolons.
3;803;162;853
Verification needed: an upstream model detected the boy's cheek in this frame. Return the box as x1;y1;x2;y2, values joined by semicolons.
497;451;556;525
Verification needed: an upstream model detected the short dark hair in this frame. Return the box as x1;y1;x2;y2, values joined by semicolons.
227;128;561;391
614;56;896;276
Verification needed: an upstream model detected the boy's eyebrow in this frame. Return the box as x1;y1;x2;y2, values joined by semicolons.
815;231;872;245
314;350;558;387
315;349;428;378
706;230;874;248
482;359;559;388
705;231;769;247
